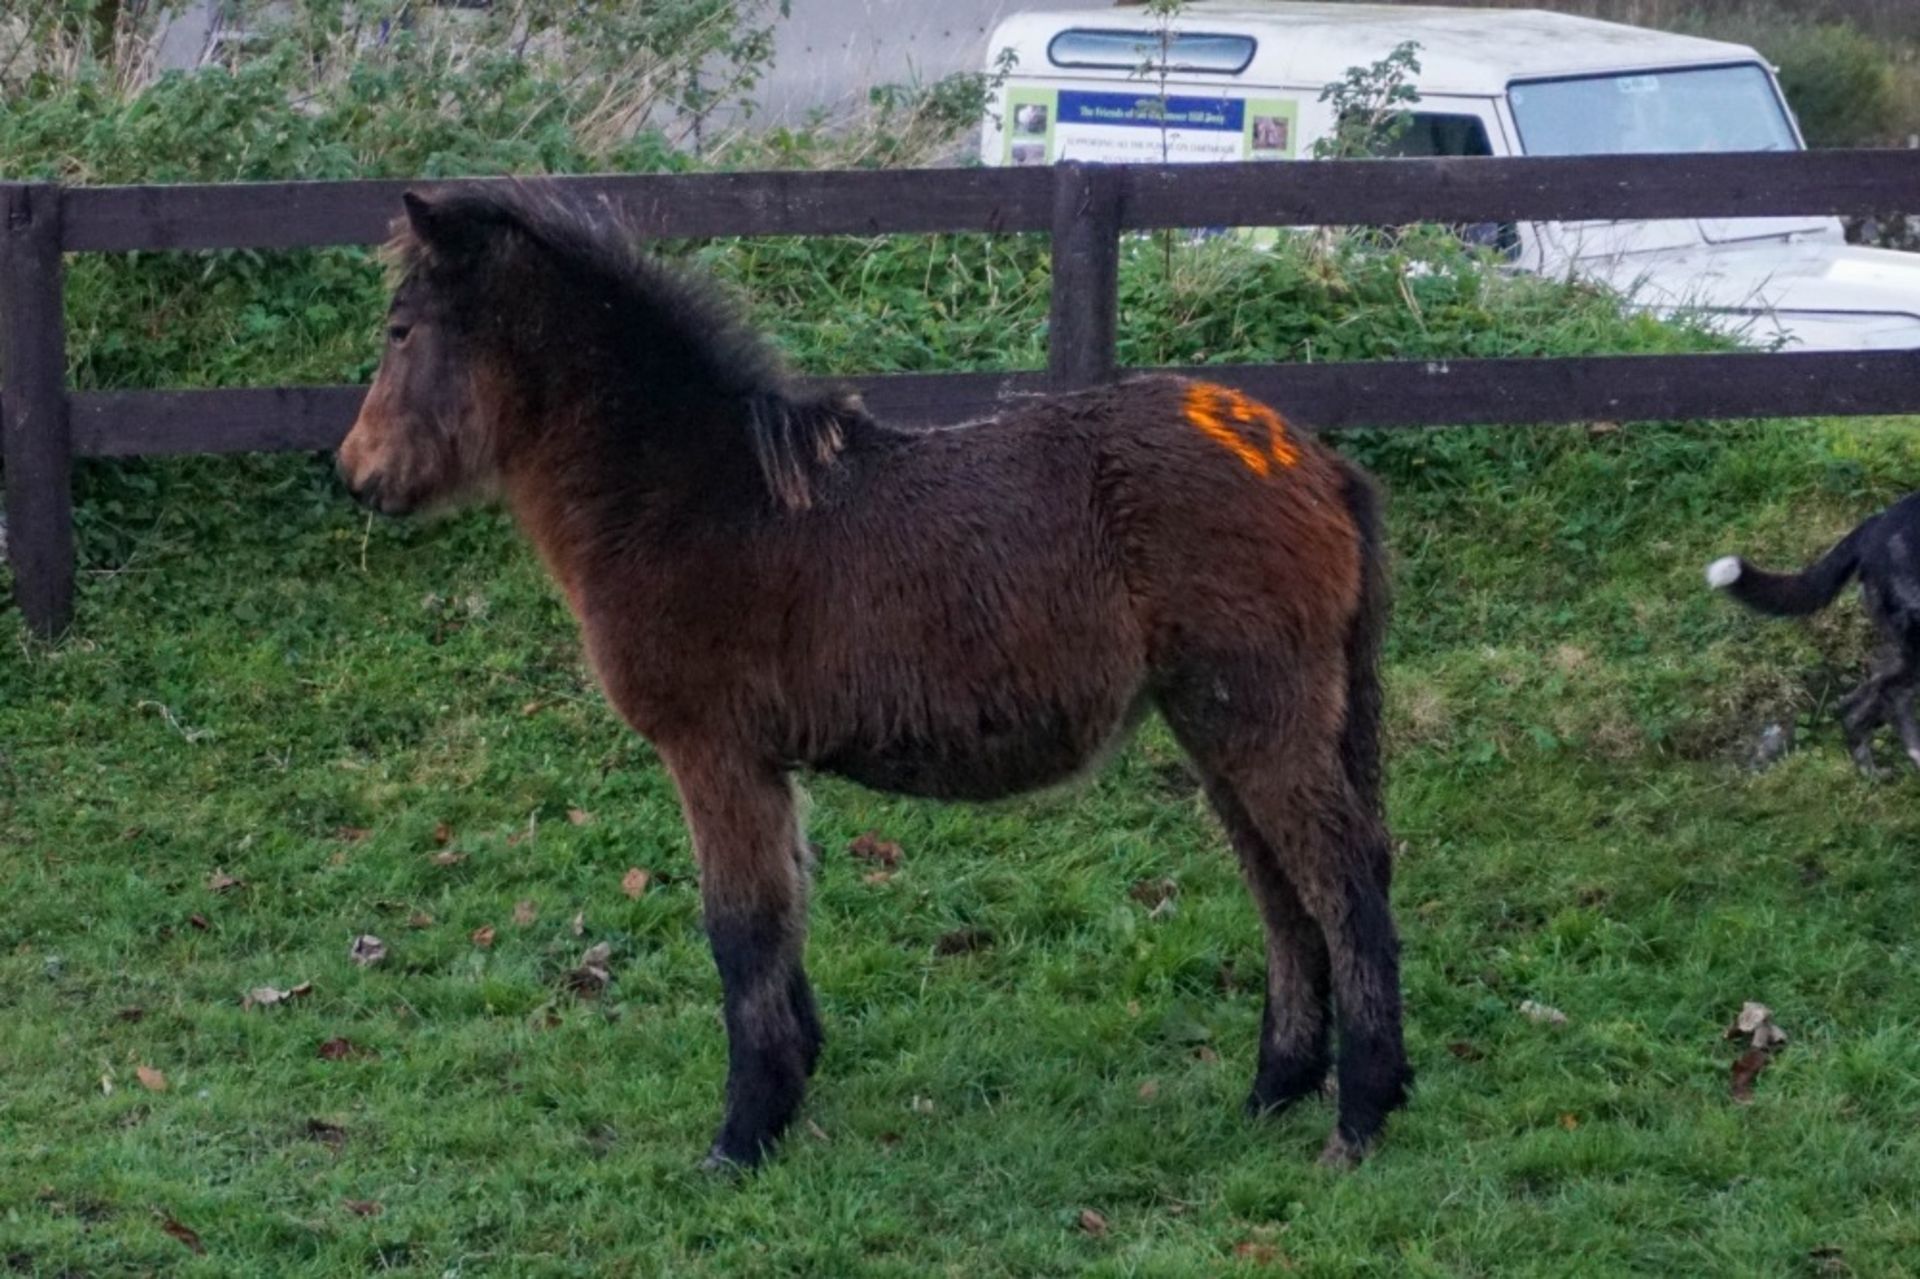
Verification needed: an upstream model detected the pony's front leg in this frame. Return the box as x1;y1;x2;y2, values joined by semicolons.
666;748;821;1170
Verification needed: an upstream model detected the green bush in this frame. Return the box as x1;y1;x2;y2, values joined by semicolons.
1750;21;1901;147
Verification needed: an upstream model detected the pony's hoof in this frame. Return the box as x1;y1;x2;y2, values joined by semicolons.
1244;1070;1332;1119
1244;1092;1300;1120
1317;1129;1371;1170
699;1146;754;1178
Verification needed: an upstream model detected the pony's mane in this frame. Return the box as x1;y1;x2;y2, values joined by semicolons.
388;186;863;511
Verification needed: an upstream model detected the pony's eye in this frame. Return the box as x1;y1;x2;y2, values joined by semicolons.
387;323;413;344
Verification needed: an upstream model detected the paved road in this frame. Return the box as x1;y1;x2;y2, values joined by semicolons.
757;0;1111;123
157;1;1115;124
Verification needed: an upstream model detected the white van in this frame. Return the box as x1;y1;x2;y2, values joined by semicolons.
980;1;1920;351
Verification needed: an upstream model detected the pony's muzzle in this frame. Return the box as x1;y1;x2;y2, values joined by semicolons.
335;458;413;516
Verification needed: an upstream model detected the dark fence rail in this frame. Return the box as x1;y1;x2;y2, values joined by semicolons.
9;150;1920;636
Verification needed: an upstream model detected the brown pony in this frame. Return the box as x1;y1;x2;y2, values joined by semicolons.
338;188;1410;1170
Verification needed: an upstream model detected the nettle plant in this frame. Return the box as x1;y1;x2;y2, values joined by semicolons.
1313;40;1425;161
2;0;789;176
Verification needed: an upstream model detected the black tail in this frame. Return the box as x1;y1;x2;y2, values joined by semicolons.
1337;460;1389;820
1710;518;1873;618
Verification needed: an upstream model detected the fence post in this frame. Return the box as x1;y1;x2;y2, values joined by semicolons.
1048;162;1123;391
1;182;74;639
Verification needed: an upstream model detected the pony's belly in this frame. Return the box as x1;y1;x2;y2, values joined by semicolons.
813;705;1137;802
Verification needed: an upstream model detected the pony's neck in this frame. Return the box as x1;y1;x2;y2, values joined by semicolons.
494;361;763;609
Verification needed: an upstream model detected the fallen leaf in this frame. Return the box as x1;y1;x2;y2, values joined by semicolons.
1731;1047;1771;1104
116;1007;146;1023
348;934;387;967
1128;877;1178;909
805;1119;832;1144
432;822;453;845
567;808;592;826
934;927;992;956
317;1038;373;1062
571;911;586;937
206;869;243;894
335;826;372;844
1078;1208;1109;1237
521;700;544;716
1126;1000;1142;1018
1519;999;1569;1027
1726;1001;1789;1051
1447;1041;1485;1062
135;1065;167;1093
1558;1112;1579;1131
910;1095;936;1114
343;1199;383;1217
187;913;211;931
1809;1246;1848;1275
1193;1045;1220;1064
512;900;537;927
1234;1241;1282;1265
1138;1079;1160;1100
862;870;894;886
243;975;311;1006
100;1073;114;1096
470;925;496;949
566;942;613;997
621;867;650;900
306;1118;348;1151
407;911;434;929
848;832;902;869
158;1212;205;1255
429;850;467;867
506;823;536;848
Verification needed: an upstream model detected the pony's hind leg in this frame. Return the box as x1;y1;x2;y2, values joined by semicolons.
1201;777;1333;1116
666;748;823;1170
1237;764;1408;1166
1161;670;1409;1165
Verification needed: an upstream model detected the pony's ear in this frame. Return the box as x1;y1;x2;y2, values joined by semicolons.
402;191;507;260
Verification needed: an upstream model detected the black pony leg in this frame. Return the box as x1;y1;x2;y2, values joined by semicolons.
668;752;822;1170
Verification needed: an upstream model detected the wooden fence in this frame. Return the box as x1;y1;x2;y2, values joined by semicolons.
7;150;1920;637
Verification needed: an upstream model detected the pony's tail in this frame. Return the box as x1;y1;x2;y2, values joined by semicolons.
1337;460;1389;821
1706;518;1872;618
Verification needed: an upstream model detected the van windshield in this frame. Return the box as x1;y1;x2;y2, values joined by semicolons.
1509;63;1799;156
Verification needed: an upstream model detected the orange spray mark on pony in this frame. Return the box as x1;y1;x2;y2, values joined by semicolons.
1182;382;1301;473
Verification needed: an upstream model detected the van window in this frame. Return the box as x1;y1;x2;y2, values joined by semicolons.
1366;113;1514;254
1377;113;1495;159
1509;63;1797;155
1047;29;1256;75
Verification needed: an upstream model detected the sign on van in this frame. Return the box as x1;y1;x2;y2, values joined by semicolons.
1004;87;1299;167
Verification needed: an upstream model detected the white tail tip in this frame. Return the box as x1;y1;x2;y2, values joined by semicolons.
1706;556;1742;589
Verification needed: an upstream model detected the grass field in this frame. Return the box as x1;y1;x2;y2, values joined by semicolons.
6;403;1920;1275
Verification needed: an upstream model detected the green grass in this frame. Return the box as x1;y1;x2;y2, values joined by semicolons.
6;408;1920;1276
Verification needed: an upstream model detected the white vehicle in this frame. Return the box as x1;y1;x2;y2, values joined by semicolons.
981;1;1920;351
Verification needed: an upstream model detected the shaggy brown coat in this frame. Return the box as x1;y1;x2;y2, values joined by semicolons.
337;188;1410;1169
